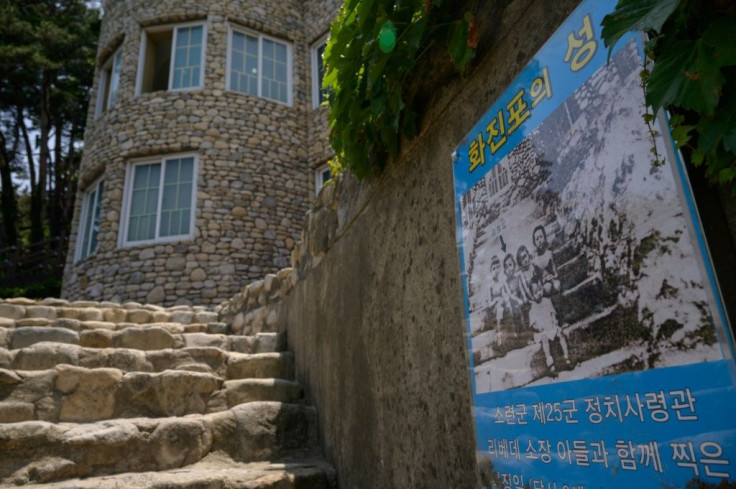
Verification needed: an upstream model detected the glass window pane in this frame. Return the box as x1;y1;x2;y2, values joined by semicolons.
246;55;257;75
263;60;273;79
131;189;145;215
233;31;244;52
189;44;201;67
127;163;160;242
133;164;149;189
164;159;180;184
246;35;258;56
159;158;194;237
172;26;203;89
276;62;286;82
180;157;194;180
190;26;202;45
170;210;181;236
108;51;122;108
232;53;243;73
160;212;170;237
180;210;190;234
275;43;287;62
162;185;177;210
179;182;192;209
89;182;104;255
128;216;139;242
263;39;274;59
176;27;189;48
149;164;161;186
80;192;95;258
175;47;187;68
146;189;158;213
147;214;157;240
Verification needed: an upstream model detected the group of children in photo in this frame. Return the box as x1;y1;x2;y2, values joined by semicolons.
486;224;572;372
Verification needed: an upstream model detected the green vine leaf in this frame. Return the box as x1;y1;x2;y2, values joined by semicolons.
602;1;736;193
646;39;725;114
324;0;476;178
600;0;680;53
701;18;736;64
697;81;736;152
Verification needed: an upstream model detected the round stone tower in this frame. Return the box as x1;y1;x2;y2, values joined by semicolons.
62;0;340;306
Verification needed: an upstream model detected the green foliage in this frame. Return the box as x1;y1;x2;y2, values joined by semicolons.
602;0;736;192
0;0;99;245
323;0;476;178
0;277;61;300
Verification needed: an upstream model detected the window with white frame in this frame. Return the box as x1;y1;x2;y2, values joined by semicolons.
75;178;104;261
136;23;205;94
120;155;197;246
228;26;292;105
96;48;122;116
314;164;331;193
311;37;328;108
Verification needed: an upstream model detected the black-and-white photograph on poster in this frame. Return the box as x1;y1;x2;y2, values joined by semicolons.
461;39;722;394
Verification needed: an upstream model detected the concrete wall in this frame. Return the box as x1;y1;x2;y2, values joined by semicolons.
276;1;584;487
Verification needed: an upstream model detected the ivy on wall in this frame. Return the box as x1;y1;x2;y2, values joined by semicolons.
323;0;477;178
325;0;735;192
601;0;736;192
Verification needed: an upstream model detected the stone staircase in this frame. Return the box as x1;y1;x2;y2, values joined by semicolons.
0;297;334;488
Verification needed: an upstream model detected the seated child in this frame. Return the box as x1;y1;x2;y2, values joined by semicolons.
531;225;561;296
488;255;511;344
528;283;570;372
503;253;529;333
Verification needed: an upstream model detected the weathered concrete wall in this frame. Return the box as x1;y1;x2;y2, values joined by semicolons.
275;1;584;487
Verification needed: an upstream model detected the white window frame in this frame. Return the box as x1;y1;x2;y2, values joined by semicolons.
95;48;123;117
314;163;331;194
226;25;293;106
135;21;207;95
118;153;199;248
311;35;328;109
75;177;105;262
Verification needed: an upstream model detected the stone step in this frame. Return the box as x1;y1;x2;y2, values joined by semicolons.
0;317;228;335
551;273;616;325
0;323;284;352
552;240;581;267
1;346;292;379
0;365;303;423
0;299;218;326
14;459;334;489
0;401;320;485
556;252;588;291
1;341;286;375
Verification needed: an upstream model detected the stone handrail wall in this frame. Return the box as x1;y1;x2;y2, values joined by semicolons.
215;169;370;335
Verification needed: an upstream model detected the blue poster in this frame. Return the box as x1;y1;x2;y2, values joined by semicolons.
451;1;736;488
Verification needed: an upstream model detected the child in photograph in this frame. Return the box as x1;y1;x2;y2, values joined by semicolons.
516;245;534;293
503;253;529;333
531;224;561;296
488;255;510;344
528;283;571;372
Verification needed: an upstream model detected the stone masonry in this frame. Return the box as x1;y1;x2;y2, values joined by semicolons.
0;296;335;487
62;0;341;307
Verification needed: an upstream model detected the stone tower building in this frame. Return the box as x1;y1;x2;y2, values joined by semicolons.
62;0;340;307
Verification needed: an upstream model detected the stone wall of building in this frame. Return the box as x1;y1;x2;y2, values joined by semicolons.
304;1;341;185
62;0;341;307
